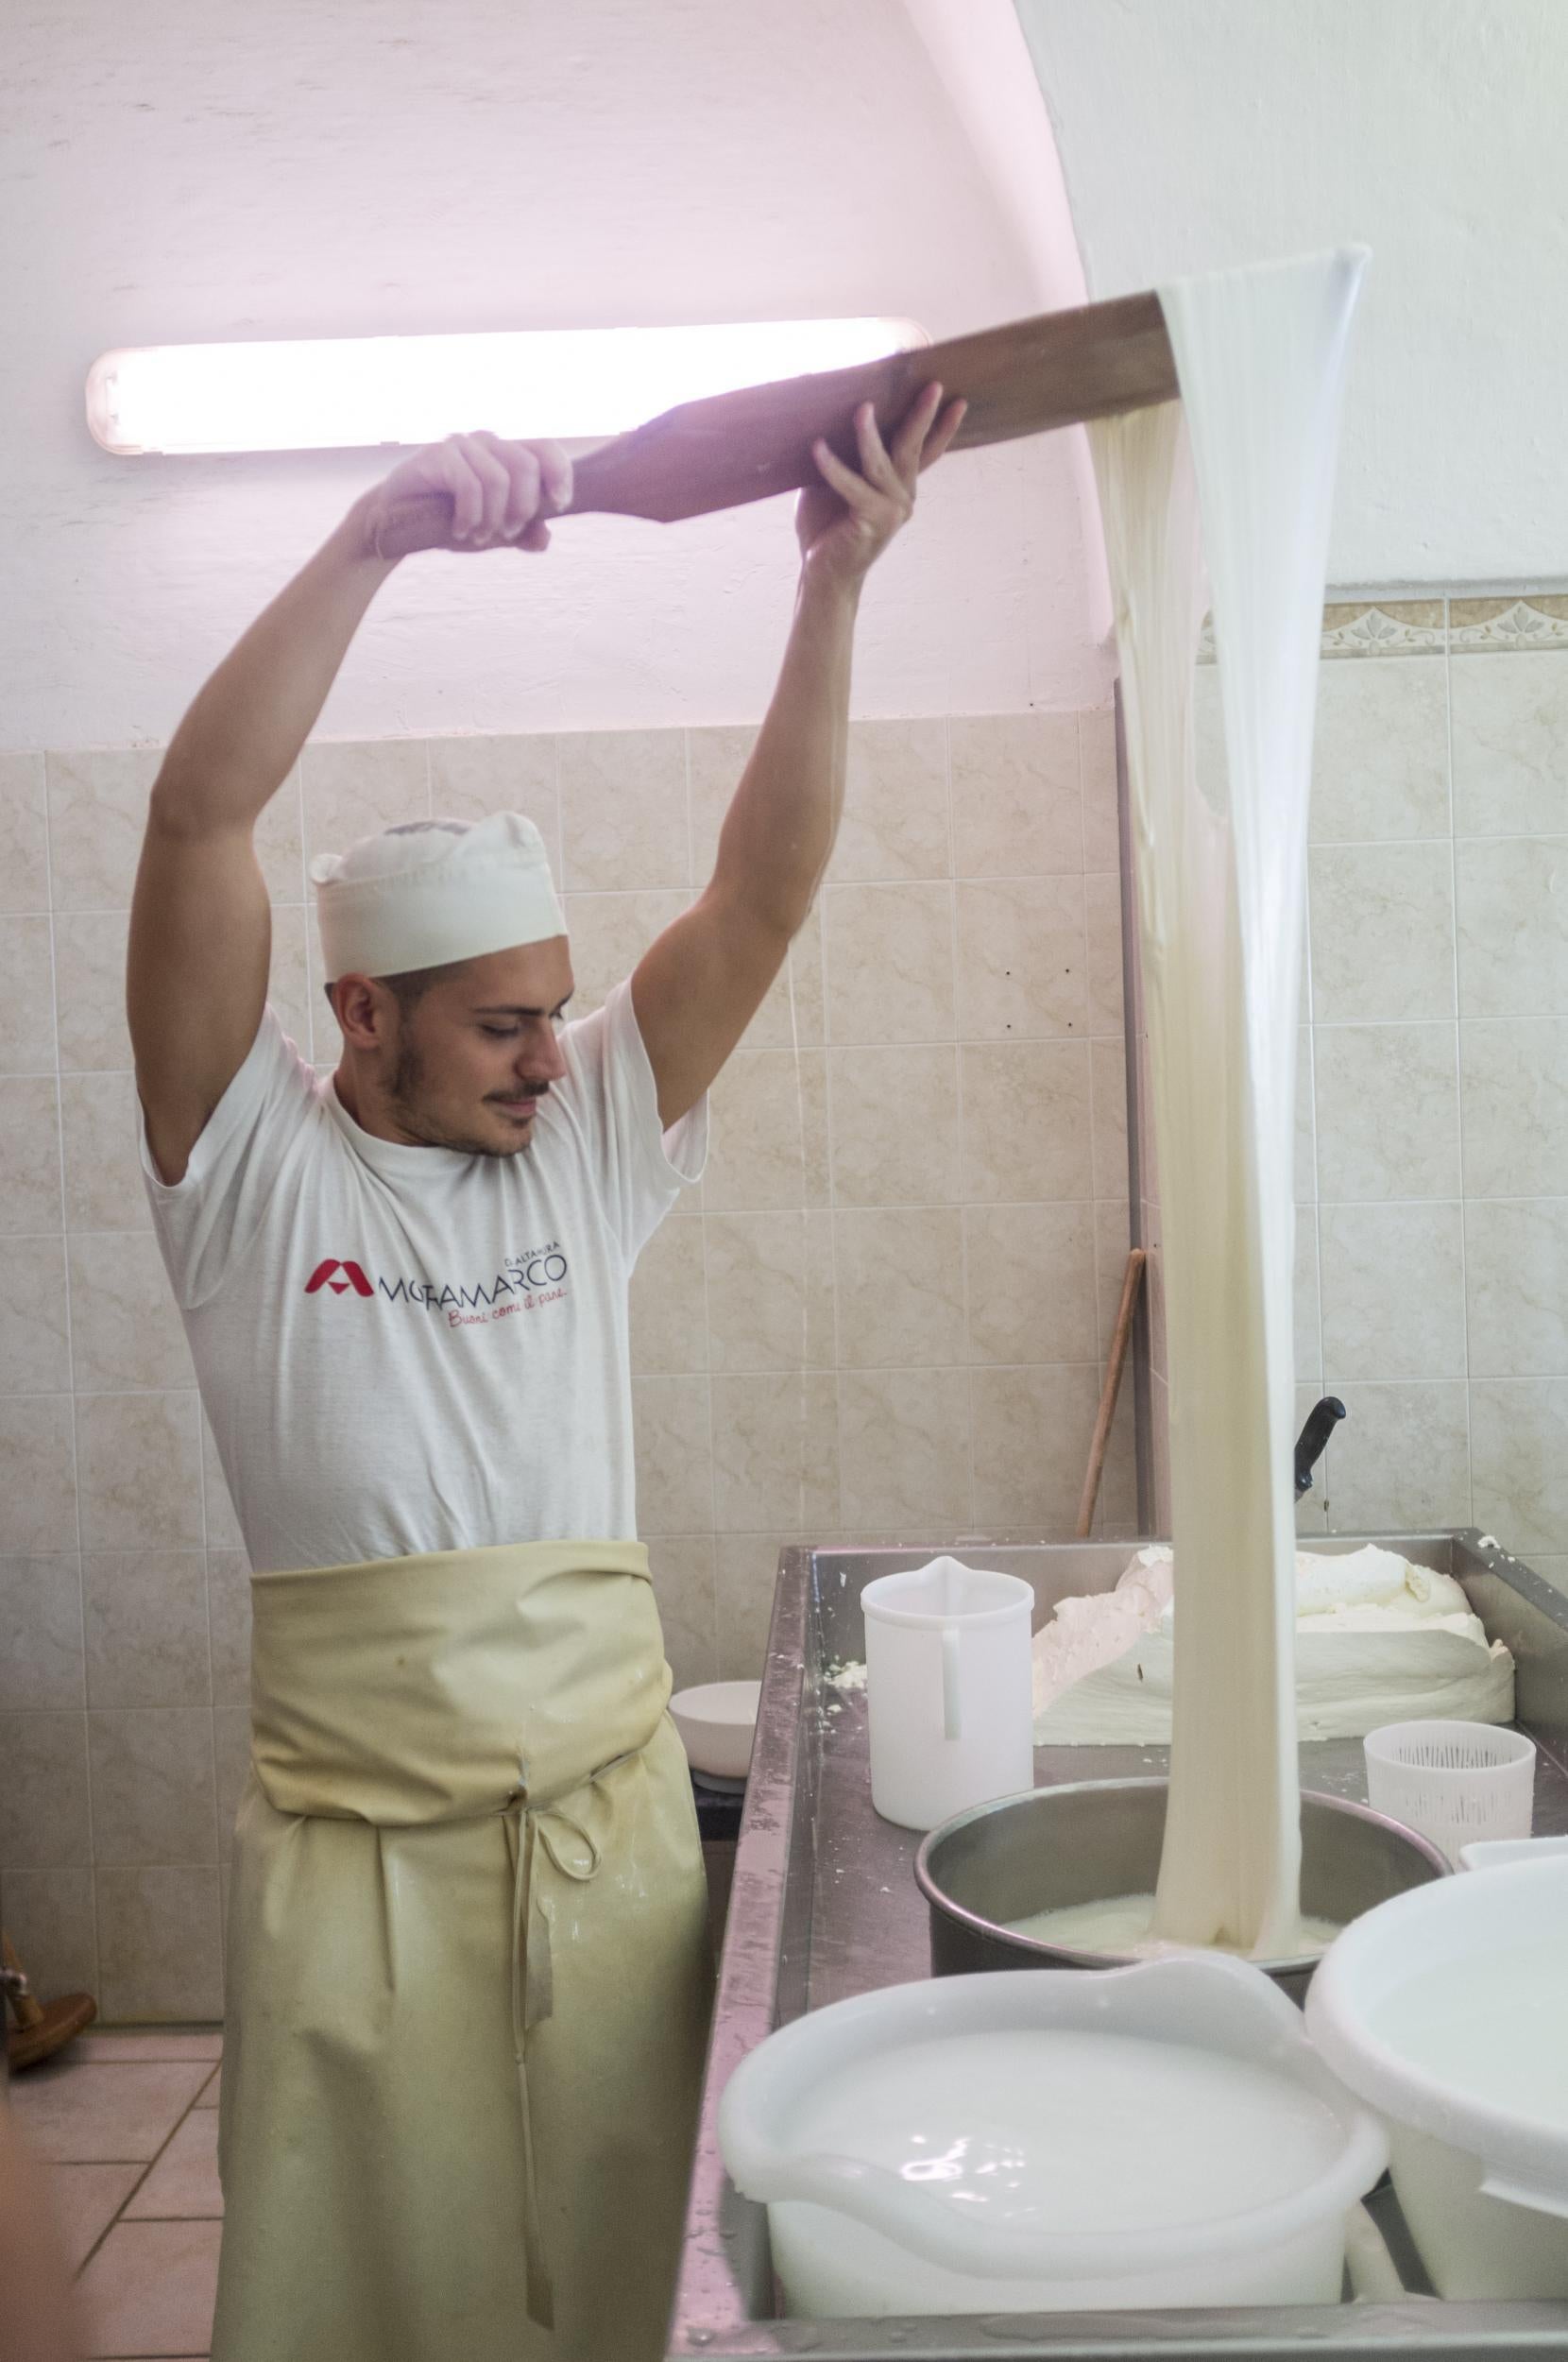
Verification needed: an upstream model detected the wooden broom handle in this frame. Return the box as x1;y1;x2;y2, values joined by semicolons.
369;288;1177;556
2;1931;45;2029
1075;1249;1147;1540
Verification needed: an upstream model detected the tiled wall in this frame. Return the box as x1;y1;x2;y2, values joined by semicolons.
1142;596;1568;1584
0;709;1133;2016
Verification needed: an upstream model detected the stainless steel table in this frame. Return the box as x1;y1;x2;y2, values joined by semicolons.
667;1531;1568;2359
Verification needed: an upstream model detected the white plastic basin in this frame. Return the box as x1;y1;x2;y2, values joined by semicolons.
1307;1856;1568;2297
719;1955;1386;2317
669;1681;759;1780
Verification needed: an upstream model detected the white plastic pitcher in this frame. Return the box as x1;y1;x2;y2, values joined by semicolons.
1307;1856;1568;2299
718;1955;1387;2317
861;1558;1033;1831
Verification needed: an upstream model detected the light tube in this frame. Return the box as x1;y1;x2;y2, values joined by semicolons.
86;317;929;457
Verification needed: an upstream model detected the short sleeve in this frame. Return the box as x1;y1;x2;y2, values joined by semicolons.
554;977;707;1261
138;1006;319;1310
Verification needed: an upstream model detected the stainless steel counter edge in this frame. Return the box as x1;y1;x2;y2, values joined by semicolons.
666;1531;1568;2359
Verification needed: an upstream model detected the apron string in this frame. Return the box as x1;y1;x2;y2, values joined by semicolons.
506;1756;631;2330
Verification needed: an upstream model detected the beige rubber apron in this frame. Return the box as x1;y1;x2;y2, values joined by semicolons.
211;1539;713;2362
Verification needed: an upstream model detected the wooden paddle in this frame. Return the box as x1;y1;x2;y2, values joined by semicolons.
1076;1248;1148;1539
371;290;1177;557
2;1932;96;2073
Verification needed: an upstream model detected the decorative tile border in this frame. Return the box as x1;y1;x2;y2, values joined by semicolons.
1196;594;1568;663
1320;600;1445;658
1449;596;1568;653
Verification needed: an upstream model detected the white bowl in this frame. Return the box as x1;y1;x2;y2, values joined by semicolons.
670;1681;760;1780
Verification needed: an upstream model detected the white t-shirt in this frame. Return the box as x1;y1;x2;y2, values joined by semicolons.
139;980;706;1572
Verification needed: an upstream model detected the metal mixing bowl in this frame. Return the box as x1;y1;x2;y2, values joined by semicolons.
915;1777;1449;2006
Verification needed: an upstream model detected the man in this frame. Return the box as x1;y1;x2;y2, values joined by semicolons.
128;383;963;2362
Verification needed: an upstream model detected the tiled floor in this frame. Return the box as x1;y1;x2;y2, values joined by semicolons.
8;2028;223;2359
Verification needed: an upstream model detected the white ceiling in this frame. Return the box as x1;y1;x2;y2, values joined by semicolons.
1;0;1111;751
1014;0;1568;592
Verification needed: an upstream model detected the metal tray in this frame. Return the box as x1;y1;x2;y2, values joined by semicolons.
667;1531;1568;2359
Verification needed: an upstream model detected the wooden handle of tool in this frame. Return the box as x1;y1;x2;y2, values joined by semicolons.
368;288;1177;556
1075;1249;1147;1540
2;1931;45;2029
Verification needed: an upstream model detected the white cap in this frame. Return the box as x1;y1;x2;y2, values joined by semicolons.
309;812;568;982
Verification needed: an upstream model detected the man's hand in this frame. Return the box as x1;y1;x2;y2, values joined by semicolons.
794;381;966;590
359;430;573;556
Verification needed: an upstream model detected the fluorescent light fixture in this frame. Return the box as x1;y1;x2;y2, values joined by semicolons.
86;317;929;457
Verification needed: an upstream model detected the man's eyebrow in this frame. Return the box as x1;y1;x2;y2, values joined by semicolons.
470;994;574;1018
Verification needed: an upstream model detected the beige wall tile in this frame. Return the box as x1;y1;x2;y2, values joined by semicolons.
831;719;950;881
559;727;689;891
0;1711;90;1866
833;1207;965;1369
1309;844;1456;1022
1314;1023;1461;1201
713;1531;801;1679
0;1397;77;1553
200;1413;245;1553
1320;1201;1466;1381
253;767;306;904
1471;1380;1568;1557
60;1072;147;1232
0;1868;95;1996
706;1049;828;1210
966;1203;1098;1366
629;1214;707;1375
1083;870;1124;1037
83;1553;211;1708
1295;1027;1317;1202
1309;659;1450;843
710;1373;838;1532
949;712;1080;878
1080;708;1119;871
1090;1036;1129;1199
53;909;130;1072
631;1375;713;1534
0;1555;83;1709
300;738;429;869
213;1704;250;1857
1466;1198;1568;1377
645;1533;717;1692
1451;652;1568;836
1460;1019;1568;1198
0;1236;69;1394
562;888;691;1018
76;1391;202;1552
207;1549;251;1707
704;1209;834;1371
828;1045;961;1207
95;1867;223;2020
1094;1200;1133;1358
824;881;956;1046
264;903;313;1059
961;1039;1095;1203
838;1367;970;1527
971;1364;1100;1528
0;1078;63;1233
67;1233;193;1393
1295;1214;1321;1385
1322;1381;1471;1533
45;748;161;913
0;916;56;1071
0;751;49;913
954;876;1086;1041
687;725;758;877
89;1709;216;1865
1457;836;1568;1017
429;733;559;866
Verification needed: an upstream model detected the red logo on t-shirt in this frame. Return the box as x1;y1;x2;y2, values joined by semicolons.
304;1258;374;1298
